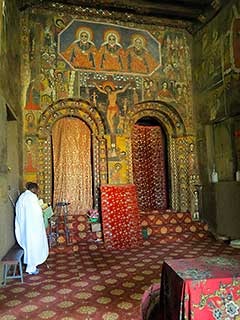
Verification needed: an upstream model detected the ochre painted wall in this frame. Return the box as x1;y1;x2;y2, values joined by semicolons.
21;8;198;212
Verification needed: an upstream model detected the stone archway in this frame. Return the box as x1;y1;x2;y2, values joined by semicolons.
37;98;108;209
127;100;196;212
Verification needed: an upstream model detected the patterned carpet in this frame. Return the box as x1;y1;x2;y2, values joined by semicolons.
0;236;239;320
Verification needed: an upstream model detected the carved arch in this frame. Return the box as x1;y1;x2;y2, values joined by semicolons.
127;100;191;212
127;100;186;136
37;98;108;207
38;98;106;138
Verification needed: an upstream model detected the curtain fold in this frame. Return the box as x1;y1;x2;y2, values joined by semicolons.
131;124;167;210
52;117;93;215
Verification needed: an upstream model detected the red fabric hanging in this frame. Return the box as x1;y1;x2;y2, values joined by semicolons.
131;125;167;210
100;184;142;250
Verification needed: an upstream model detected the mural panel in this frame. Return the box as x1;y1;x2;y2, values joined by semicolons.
193;0;240;185
21;10;195;212
58;20;161;76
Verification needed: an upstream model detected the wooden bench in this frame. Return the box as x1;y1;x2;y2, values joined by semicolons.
1;244;24;286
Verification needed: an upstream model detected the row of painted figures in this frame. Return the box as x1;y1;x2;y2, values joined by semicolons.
61;28;159;74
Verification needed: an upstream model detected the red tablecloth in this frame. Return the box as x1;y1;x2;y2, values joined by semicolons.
159;256;240;320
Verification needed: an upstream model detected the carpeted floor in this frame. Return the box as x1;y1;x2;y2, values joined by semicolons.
0;237;239;320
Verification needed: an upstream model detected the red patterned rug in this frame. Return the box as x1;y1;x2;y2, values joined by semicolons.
0;236;239;320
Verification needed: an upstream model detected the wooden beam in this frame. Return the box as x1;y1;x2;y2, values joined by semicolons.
127;1;204;18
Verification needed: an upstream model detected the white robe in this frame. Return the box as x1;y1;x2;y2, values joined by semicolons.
15;190;49;273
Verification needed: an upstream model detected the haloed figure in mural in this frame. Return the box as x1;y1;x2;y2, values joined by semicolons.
157;81;173;100
110;163;122;184
55;71;68;99
62;26;97;69
98;30;124;71
126;34;158;74
95;81;130;133
24;137;36;173
25;112;36;134
25;76;43;110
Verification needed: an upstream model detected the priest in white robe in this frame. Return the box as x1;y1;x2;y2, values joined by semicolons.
15;182;49;274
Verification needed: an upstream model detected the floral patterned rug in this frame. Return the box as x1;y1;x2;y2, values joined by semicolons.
0;236;238;320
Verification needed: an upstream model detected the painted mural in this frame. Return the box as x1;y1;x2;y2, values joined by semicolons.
21;9;198;212
193;0;240;182
58;20;161;75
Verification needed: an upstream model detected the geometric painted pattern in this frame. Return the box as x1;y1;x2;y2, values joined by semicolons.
139;210;209;241
50;214;103;246
51;210;209;247
0;235;239;319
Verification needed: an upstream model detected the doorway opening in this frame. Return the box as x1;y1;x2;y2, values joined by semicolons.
131;116;169;211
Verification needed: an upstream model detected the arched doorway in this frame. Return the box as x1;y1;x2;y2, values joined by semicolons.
131;116;168;211
37;99;108;209
127;101;194;212
52;117;93;215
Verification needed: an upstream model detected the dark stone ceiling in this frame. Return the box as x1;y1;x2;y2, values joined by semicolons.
18;0;226;34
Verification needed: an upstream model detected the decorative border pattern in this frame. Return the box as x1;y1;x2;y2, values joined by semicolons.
37;98;107;204
127;101;195;211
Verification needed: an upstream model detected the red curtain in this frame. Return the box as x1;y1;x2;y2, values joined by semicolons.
101;184;142;250
131;124;167;210
52;117;93;215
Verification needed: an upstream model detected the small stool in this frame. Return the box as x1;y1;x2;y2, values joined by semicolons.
1;244;24;286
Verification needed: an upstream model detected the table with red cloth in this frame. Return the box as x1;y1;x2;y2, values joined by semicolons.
159;256;240;320
100;184;142;250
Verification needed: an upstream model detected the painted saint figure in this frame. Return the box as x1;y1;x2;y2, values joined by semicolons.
157;81;174;100
55;71;68;99
25;77;42;110
62;26;97;69
24;137;36;173
25;112;36;134
98;30;125;71
95;81;130;133
126;34;158;74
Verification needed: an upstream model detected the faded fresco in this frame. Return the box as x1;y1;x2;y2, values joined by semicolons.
194;1;240;120
21;11;196;212
193;0;240;182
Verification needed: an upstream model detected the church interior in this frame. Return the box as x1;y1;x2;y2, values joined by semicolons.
1;0;240;319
